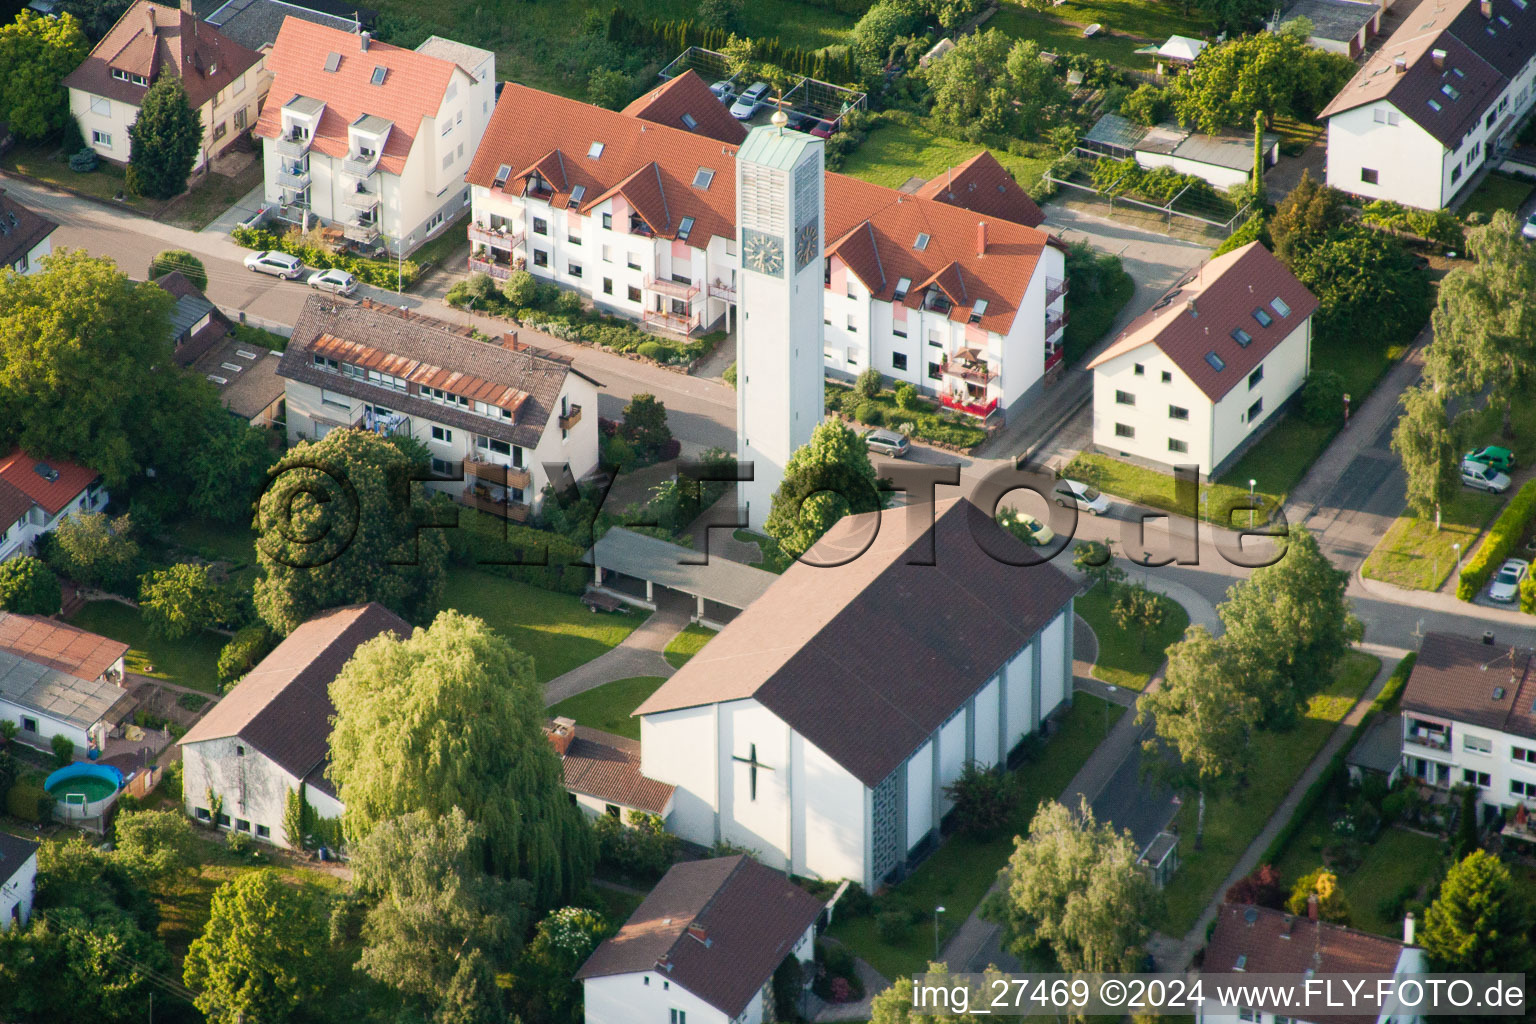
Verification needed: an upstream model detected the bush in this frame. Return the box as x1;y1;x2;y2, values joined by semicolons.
1300;369;1347;425
51;733;74;767
226;830;255;857
68;148;98;173
502;269;538;306
875;909;910;942
594;810;679;882
636;341;667;361
600;434;637;474
723;361;737;389
854;367;883;400
6;782;52;822
1458;479;1536;600
443;507;589;594
150;250;206;289
230;225;419;288
942;761;1014;838
217;624;275;687
853;401;882;426
894;382;918;410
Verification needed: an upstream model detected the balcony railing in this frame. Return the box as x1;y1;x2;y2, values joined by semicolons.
1044;346;1064;372
644;275;700;301
939;395;1000;419
1045;309;1069;340
629;215;654;237
708;278;736;301
1405;728;1450;752
465;458;531;491
1045;276;1069;305
559;405;583;431
641;307;703;335
940;359;997;384
341;152;381;178
468;256;513;281
343;222;380;245
275;168;311;191
341;189;380;211
456;488;530;522
469;223;523;250
274;134;311;158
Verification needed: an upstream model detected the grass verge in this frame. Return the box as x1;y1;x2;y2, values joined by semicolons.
67;600;225;693
1074;583;1189;692
1459;173;1535;222
663;624;716;668
1065;452;1282;525
547;676;666;738
1362;490;1503;591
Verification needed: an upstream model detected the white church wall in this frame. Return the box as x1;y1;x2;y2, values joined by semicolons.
794;732;866;884
719;699;793;871
641;705;719;847
937;711;967;811
1040;612;1068;715
973;677;1000;768
905;739;933;851
1005;643;1036;752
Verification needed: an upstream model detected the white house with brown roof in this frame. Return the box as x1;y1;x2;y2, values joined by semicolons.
0;191;56;276
0;612;130;753
276;295;600;521
0;449;108;564
179;603;409;846
634;498;1078;890
254;19;493;253
1087;242;1318;477
545;717;676;822
577;854;823;1024
64;0;269;171
1320;0;1536;209
464;76;1066;426
0;832;39;933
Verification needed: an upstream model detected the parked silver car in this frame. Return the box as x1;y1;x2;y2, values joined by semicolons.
243;250;304;280
1053;479;1111;515
1489;558;1530;602
308;268;358;296
1460;459;1511;493
863;429;910;458
730;82;770;120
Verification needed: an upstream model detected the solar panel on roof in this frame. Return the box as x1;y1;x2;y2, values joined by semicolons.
323;52;341;72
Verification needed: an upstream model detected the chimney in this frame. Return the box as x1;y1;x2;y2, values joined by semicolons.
1431;48;1447;68
1394;56;1408;73
180;0;193;14
1403;912;1416;946
687;924;709;944
1186;298;1198;317
360;29;370;51
1481;0;1492;16
146;3;155;32
544;716;576;756
501;331;523;350
1307;894;1319;921
1484;631;1496;645
976;220;987;256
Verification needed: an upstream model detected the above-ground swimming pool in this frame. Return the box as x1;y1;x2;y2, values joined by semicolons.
45;763;125;821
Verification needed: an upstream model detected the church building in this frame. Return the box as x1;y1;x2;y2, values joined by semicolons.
634;497;1078;889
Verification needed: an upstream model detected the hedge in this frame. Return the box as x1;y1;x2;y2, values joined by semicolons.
446;509;589;595
1456;479;1536;601
607;8;860;85
6;781;53;822
231;225;420;289
825;382;988;449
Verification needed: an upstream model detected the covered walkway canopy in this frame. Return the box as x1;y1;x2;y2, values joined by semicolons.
586;528;776;627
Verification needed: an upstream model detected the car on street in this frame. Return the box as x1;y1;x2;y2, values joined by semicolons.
308;268;358;296
243;250;304;279
730;82;770;120
999;509;1056;546
863;429;910;458
1053;479;1111;515
1523;213;1536;241
1489;558;1530;602
1465;445;1516;473
1461;460;1512;493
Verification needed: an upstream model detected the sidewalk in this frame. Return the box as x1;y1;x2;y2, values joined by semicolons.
541;592;692;705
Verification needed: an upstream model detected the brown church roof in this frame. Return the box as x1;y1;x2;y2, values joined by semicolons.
914;150;1045;228
622;70;746;146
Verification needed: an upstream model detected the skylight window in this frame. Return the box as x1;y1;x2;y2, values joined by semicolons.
1515;0;1527;11
1271;296;1291;318
1428;98;1443;111
587;141;605;159
1453;66;1465;77
323;52;341;72
1499;14;1512;25
678;216;695;240
1231;328;1253;347
692;167;715;189
681;113;698;130
370;66;388;85
893;277;911;300
914;233;930;251
1442;83;1460;100
1252;307;1273;327
1205;352;1226;371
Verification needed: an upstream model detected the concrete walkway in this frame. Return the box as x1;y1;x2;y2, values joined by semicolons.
542;590;693;705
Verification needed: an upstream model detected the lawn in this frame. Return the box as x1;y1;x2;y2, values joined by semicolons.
828;694;1123;980
838;113;1053;193
1074;583;1190;692
548;675;666;738
1458;172;1534;222
734;530;791;574
1274;823;1446;937
663;624;716;668
1156;651;1380;935
441;569;647;683
408;210;471;273
167;517;259;567
67;600;226;693
1066;452;1283;525
989;2;1157;68
1362;490;1503;591
160;160;264;231
1;138;157;215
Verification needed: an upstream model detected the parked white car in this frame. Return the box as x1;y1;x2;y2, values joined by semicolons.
1461;459;1511;493
1489;558;1529;602
243;250;304;280
730;81;770;120
709;79;735;101
309;268;358;296
1523;213;1536;241
1052;479;1111;516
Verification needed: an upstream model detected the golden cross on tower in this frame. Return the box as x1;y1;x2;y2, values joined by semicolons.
768;90;794;131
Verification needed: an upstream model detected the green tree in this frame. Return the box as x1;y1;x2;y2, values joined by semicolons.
0;12;89;140
502;268;538;306
111;809;198;894
1112;584;1167;653
1268;171;1346;259
180;413;280;524
942;761;1015;839
138;562;233;639
587;67;630;109
59;0;132;39
1173;34;1353;133
1284;867;1351;923
1421;850;1534;973
1073;539;1126;592
925;31;1063;142
126;74;203;199
149;249;207;289
0;555;61;614
1119;82;1169;126
352;808;529;1018
510;905;612;1024
852;0;923;72
51;732;73;767
328;611;596;908
987;799;1160;972
1284;224;1431;354
253;428;447;634
621;392;673;457
1391;385;1459;530
764;419;884;560
870;965;998;1023
1424;210;1536;437
47;512;140;592
183;871;331;1024
696;0;744;32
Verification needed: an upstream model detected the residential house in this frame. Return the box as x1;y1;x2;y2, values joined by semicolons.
464;81;1067;424
576;855;823;1024
156;271;286;425
179;603;410;845
157;269;231;365
1199;903;1425;1024
634;497;1078;890
0;833;39;932
1320;0;1536;209
1086;242;1319;477
0;449;108;564
545;716;676;823
1399;631;1536;810
201;0;359;53
0;612;132;754
65;0;269;171
0;191;56;275
254;19;494;254
277;295;601;520
1277;0;1382;56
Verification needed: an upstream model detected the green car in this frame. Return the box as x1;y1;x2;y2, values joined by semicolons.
1465;446;1516;473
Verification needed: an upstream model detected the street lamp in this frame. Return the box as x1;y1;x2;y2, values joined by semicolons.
1454;542;1462;577
934;906;946;960
1343;393;1352;425
1104;684;1118;736
1248;479;1257;529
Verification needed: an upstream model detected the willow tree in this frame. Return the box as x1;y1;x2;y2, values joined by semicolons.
327;611;595;909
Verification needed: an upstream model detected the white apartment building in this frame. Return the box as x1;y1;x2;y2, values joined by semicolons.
1321;0;1536;209
0;450;108;564
465;73;1066;425
277;295;600;520
255;19;493;253
1087;242;1318;477
64;0;268;171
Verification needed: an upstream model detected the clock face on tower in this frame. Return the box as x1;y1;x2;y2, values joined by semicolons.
794;219;818;272
742;228;784;277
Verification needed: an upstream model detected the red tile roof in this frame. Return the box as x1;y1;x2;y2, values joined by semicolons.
63;0;262;112
1087;242;1319;402
0;613;127;683
914;150;1045;228
622;70;746;146
0;449;100;518
577;855;823;1017
254;19;463;175
558;724;675;814
467;84;1051;336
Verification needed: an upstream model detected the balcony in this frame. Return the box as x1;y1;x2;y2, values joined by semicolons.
1045;276;1069;305
1405;727;1450;753
939;394;1000;419
1044;345;1064;372
469;222;523;251
628;214;654;237
274;133;311;158
644;275;700;301
456;487;530;522
559;405;583;431
940;358;997;385
708;278;736;301
465;458;531;491
642;307;703;335
275;167;311;191
341;151;381;178
1045;309;1069;340
344;222;380;245
468;255;513;281
341;189;380;211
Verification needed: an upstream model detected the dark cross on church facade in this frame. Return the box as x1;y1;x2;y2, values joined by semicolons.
733;743;772;801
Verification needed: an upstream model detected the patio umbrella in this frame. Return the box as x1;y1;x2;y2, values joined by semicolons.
954;347;982;362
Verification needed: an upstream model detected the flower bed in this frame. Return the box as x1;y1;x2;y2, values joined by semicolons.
825;382;989;450
230;225;420;289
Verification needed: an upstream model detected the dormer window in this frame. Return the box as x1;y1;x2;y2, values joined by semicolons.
492;163;511;187
567;184;586;208
893;276;911;300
